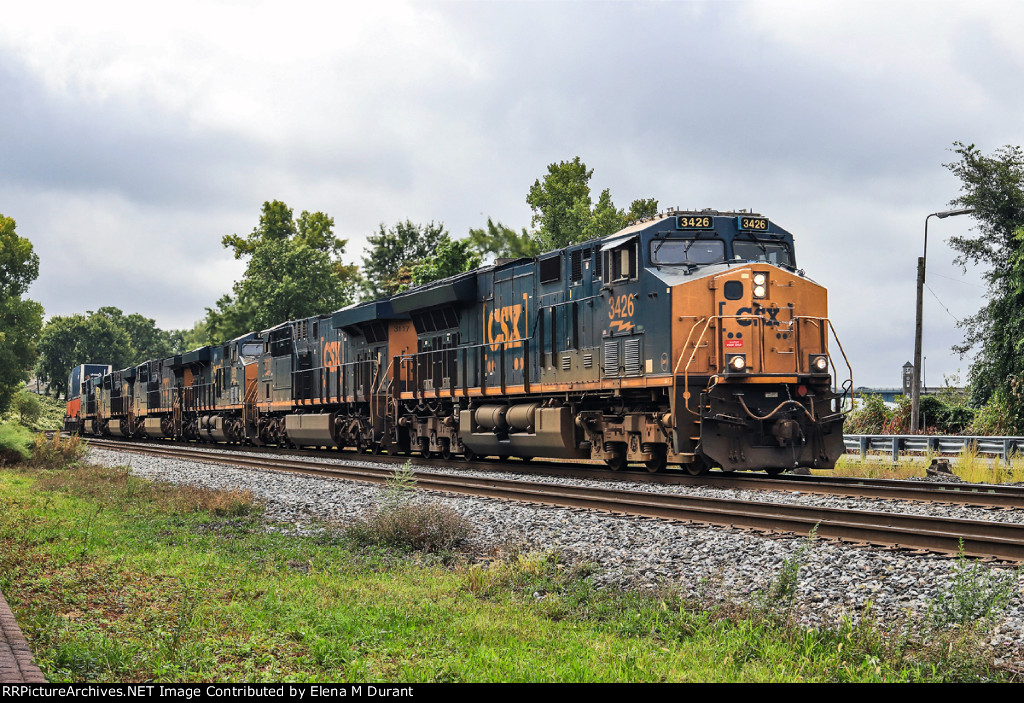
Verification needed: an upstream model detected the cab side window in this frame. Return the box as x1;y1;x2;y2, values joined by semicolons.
603;240;637;284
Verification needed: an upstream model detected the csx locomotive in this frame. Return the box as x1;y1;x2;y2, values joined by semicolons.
65;210;850;474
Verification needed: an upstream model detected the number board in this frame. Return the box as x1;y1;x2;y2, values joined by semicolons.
676;215;713;230
737;216;770;231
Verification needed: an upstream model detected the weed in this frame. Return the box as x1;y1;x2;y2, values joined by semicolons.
756;527;818;615
345;460;472;553
77;506;102;561
383;460;418;508
462;549;595;600
347;501;472;554
161;583;202;662
926;544;1018;631
29;432;88;469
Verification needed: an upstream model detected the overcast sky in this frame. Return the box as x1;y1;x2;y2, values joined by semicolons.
2;0;1021;388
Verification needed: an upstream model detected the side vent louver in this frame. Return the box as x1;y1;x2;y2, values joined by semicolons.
583;353;593;369
604;340;619;375
624;338;642;376
570;249;583;281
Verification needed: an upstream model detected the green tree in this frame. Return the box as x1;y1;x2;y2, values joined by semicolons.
527;157;595;250
361;220;448;299
526;157;659;250
945;142;1024;431
626;197;660;221
35;312;134;398
583;188;626;241
93;307;179;361
410;237;482;287
210;201;358;340
0;215;44;413
467;218;541;263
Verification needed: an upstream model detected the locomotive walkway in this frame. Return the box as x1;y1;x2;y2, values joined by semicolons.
0;589;45;683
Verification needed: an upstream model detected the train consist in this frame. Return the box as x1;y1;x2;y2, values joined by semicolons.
65;210;850;474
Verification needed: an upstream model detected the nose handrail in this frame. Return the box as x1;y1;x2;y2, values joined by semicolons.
673;314;852;419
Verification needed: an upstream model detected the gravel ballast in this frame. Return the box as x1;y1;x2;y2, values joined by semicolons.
88;446;1024;666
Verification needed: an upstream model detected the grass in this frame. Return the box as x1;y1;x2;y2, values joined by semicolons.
827;447;1024;484
0;459;1017;682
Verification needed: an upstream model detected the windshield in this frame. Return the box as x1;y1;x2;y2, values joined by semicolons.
651;239;726;266
732;240;793;267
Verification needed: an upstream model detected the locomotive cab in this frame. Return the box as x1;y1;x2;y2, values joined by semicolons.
654;212;850;472
64;364;111;433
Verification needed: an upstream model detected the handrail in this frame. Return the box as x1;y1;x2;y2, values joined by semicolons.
396;336;535;400
677;314;852;417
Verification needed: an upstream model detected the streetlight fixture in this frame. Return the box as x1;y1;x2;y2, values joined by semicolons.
911;207;974;432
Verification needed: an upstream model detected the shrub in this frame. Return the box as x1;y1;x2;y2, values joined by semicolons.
1;386;66;432
347;501;473;553
967;396;1017;436
13;389;42;426
346;462;472;553
881;395;912;434
29;432;88;469
845;394;892;434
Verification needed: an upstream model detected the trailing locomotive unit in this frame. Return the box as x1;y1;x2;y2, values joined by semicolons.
67;209;849;474
387;210;849;473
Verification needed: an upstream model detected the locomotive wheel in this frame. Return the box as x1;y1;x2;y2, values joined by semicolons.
765;467;785;477
498;455;510;462
685;458;711;476
440;444;454;461
463;448;478;462
644;448;667;474
605;451;627;472
371;443;383;455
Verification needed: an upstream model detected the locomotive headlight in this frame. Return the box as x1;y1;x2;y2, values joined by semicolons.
752;273;768;299
810;355;829;373
727;354;747;373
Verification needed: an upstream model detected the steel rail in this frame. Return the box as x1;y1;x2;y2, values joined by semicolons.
88;438;1024;562
82;436;1024;508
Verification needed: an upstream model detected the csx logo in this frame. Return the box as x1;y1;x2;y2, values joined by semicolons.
735;305;782;327
485;303;524;351
323;341;342;367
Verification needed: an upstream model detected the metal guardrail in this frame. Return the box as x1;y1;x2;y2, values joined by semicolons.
844;434;1024;464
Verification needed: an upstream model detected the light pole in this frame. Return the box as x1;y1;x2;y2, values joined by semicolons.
911;207;974;432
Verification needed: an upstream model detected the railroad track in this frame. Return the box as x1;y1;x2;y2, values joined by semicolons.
81;435;1024;508
87;438;1024;562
